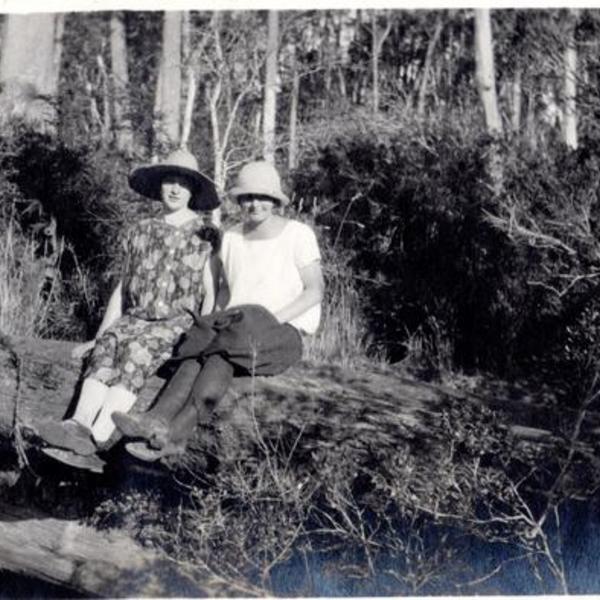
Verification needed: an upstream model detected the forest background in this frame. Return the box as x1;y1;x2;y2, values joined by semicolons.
3;6;600;596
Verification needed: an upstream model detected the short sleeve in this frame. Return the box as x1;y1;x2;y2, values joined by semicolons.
293;223;321;269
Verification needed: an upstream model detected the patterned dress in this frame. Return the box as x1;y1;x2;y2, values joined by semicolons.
85;216;214;393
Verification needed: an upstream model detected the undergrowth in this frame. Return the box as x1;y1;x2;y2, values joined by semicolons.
84;389;600;597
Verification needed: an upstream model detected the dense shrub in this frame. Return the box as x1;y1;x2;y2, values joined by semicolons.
292;127;600;383
0;125;155;338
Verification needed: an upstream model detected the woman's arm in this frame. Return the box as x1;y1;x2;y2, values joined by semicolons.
96;281;123;336
273;260;324;325
200;255;219;316
72;281;123;358
214;257;230;311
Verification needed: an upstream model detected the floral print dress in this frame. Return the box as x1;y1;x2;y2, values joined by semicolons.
85;216;214;393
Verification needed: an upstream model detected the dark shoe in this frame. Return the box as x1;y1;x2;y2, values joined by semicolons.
37;419;96;456
41;447;105;473
125;441;185;462
111;411;169;441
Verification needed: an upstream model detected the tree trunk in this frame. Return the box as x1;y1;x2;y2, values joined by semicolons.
474;8;503;136
0;335;565;465
371;10;379;114
525;89;537;149
474;8;503;195
288;46;300;170
110;11;134;155
511;67;522;133
0;502;222;598
180;10;195;149
417;12;444;117
154;11;183;150
563;10;578;150
334;12;348;100
0;13;64;130
263;10;279;163
371;10;392;116
52;14;65;97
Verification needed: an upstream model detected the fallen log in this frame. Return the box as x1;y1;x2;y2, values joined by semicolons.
0;501;234;597
0;334;444;455
0;333;578;462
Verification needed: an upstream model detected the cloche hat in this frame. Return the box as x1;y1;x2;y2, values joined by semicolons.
129;148;220;211
229;160;290;207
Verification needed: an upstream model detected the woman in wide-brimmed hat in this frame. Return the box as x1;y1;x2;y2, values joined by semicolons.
112;160;325;462
38;149;221;472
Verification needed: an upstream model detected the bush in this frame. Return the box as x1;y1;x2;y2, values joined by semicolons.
291;125;600;384
0;124;152;338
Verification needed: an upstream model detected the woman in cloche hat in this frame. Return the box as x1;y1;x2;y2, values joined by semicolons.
38;149;221;472
112;160;325;462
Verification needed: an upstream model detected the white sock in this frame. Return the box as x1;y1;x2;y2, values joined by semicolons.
91;385;137;443
71;378;109;429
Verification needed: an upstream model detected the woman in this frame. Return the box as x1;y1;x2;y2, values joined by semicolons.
39;149;220;472
112;160;324;461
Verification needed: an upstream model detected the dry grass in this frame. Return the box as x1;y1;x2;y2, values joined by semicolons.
302;261;374;368
0;214;63;337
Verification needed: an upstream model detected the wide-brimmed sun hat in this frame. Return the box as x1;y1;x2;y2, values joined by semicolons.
129;148;220;211
229;160;290;207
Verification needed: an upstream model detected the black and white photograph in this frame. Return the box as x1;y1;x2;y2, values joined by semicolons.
1;1;600;597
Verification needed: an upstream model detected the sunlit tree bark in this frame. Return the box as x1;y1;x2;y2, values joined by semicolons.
474;9;503;136
263;10;279;163
563;9;578;150
288;44;300;170
371;10;392;115
0;13;65;130
154;11;183;150
110;11;133;154
511;67;522;133
417;12;443;117
474;9;503;195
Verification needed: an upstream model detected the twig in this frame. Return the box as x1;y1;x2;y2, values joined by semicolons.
0;333;37;478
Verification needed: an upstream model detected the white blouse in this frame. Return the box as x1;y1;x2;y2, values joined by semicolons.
220;220;322;334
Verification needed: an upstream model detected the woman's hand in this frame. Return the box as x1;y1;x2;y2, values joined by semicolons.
71;340;96;360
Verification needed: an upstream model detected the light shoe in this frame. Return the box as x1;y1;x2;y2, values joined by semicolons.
37;419;96;455
41;447;105;473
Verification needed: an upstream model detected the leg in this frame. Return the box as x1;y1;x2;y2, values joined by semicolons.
112;359;201;440
72;378;110;428
168;354;234;444
90;384;137;444
126;355;233;461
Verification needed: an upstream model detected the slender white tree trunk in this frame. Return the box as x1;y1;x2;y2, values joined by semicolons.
110;11;133;155
474;8;503;195
288;46;300;170
371;10;392;116
417;13;443;117
52;15;65;97
263;10;279;163
511;67;522;133
180;11;195;149
474;8;503;136
563;10;578;150
154;11;183;150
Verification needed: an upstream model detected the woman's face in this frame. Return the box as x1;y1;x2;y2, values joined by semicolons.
238;194;278;225
160;174;193;212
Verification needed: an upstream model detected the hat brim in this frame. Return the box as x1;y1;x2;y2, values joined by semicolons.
129;164;220;211
229;185;290;207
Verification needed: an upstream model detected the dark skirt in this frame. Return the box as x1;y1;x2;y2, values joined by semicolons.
173;304;303;376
